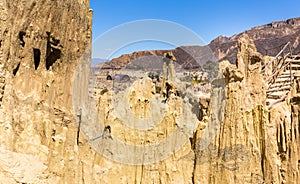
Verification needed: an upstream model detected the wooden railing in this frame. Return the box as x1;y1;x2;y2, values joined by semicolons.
266;58;293;85
261;42;294;86
261;42;297;109
261;42;291;74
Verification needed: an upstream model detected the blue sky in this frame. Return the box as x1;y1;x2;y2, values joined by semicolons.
90;0;300;59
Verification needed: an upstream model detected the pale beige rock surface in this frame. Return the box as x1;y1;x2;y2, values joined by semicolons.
193;34;300;184
0;1;299;184
0;0;93;183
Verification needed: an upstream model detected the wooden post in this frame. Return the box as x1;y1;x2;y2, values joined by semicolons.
290;60;292;85
77;108;82;145
289;45;293;86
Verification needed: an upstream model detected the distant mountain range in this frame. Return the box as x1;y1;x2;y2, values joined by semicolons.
91;58;108;66
94;17;300;69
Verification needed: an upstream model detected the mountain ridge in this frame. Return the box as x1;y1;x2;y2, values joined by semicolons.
96;17;300;69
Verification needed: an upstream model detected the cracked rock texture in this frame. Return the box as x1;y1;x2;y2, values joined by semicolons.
0;0;93;183
193;34;300;184
0;1;300;184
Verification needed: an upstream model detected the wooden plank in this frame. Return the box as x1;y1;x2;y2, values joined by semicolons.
267;86;291;93
269;83;291;89
267;95;288;109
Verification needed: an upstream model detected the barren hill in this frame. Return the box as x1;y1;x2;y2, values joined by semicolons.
98;17;300;69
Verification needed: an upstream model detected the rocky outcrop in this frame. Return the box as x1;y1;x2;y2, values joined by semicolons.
192;34;300;183
80;77;200;183
87;35;300;183
0;0;93;183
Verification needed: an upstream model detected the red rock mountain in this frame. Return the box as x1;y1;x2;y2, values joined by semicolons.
97;17;300;69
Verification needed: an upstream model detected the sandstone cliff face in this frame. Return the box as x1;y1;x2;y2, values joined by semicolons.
192;34;300;184
81;78;199;183
88;34;300;184
1;1;300;184
0;0;93;183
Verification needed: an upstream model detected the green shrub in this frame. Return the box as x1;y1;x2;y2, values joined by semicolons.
155;86;161;93
100;88;108;95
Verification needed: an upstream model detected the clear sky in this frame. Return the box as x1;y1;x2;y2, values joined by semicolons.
90;0;300;59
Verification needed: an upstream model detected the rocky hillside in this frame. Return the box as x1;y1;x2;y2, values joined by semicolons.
98;17;300;69
210;17;300;62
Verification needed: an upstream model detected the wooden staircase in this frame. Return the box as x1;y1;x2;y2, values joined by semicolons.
261;42;300;109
